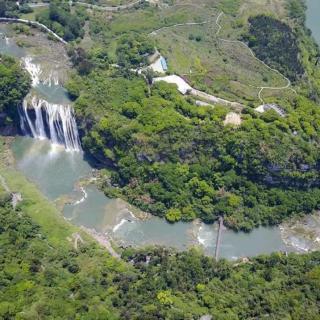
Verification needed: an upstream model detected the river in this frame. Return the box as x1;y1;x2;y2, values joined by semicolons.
0;22;307;260
306;0;320;45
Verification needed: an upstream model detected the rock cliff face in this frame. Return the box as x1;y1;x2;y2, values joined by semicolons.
18;96;81;152
0;112;18;136
264;163;320;188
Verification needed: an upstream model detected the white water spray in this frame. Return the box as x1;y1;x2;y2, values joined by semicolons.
19;96;82;152
73;186;88;206
22;57;60;87
43;71;60;87
22;57;42;87
113;219;128;233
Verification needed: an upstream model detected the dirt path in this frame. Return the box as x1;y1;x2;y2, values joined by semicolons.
0;17;67;44
72;232;84;250
149;20;211;36
81;226;121;259
72;0;142;11
154;75;243;109
150;10;294;106
29;0;143;11
215;12;297;103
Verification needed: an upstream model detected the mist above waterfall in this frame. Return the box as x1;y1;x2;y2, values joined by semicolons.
18;54;81;152
22;56;60;87
22;57;42;87
19;96;82;152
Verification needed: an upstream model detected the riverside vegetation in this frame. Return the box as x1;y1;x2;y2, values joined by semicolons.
3;52;319;319
2;0;320;231
1;1;320;318
1;191;320;319
64;0;320;231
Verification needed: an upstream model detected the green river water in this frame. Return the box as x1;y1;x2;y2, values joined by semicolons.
4;13;320;259
306;0;320;45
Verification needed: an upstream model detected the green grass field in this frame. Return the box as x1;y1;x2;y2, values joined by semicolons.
0;137;82;248
20;6;47;21
153;19;288;103
85;0;293;104
0;164;79;247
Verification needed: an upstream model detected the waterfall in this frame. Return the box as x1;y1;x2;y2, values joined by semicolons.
43;71;59;87
22;57;42;87
19;96;82;152
22;57;60;87
20;99;37;137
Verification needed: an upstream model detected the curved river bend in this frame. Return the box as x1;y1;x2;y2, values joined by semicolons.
3;18;318;260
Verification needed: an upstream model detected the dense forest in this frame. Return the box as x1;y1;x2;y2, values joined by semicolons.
244;15;304;82
36;0;87;41
0;54;30;120
0;0;33;17
67;68;320;231
56;1;319;231
116;34;154;67
0;0;320;319
1;197;319;319
1;0;319;231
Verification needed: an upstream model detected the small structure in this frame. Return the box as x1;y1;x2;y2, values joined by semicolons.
255;104;286;117
153;75;192;94
149;56;168;74
224;112;242;126
160;56;168;71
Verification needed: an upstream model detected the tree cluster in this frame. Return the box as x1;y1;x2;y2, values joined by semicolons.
0;197;319;319
36;0;86;41
67;70;320;231
0;55;30;119
244;15;304;82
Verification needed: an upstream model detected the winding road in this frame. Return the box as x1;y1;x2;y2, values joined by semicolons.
73;0;142;11
149;9;296;105
0;17;67;44
11;4;293;106
215;12;297;103
28;0;143;11
12;3;297;105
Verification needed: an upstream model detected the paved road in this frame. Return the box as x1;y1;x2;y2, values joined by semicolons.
215;12;296;103
0;17;67;44
29;0;143;11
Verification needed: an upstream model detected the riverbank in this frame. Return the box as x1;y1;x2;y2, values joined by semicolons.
0;135;125;258
1;11;320;259
0;136;79;247
0;23;71;85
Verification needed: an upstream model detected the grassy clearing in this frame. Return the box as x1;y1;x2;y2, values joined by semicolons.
92;4;211;36
88;3;211;56
20;7;47;21
154;21;287;103
0;137;84;248
86;0;292;103
0;163;79;247
82;0;134;5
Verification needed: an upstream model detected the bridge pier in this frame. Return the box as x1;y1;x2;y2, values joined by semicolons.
214;216;224;261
